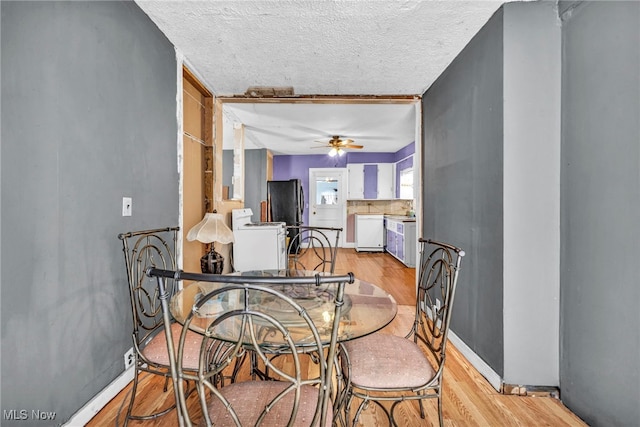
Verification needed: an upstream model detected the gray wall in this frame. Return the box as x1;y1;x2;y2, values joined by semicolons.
424;1;639;424
422;8;505;375
1;1;178;424
560;1;640;425
225;148;269;219
244;149;269;218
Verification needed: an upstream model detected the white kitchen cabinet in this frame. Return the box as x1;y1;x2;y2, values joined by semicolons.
347;163;395;200
347;164;364;199
384;217;416;267
377;163;395;199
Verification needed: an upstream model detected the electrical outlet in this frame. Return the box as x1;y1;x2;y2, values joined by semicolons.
122;197;132;217
124;347;134;369
435;298;442;311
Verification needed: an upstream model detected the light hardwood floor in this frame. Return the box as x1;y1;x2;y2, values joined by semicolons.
89;249;586;426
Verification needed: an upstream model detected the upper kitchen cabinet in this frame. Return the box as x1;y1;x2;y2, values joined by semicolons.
348;163;395;200
348;163;364;199
377;163;394;198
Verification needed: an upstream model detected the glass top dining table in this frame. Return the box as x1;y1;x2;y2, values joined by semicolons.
170;269;398;345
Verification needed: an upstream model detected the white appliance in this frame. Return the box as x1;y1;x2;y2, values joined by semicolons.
232;208;287;272
355;214;384;252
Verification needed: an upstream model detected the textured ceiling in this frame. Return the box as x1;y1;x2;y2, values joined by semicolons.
136;0;506;154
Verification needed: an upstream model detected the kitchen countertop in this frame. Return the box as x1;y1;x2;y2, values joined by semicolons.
384;215;416;222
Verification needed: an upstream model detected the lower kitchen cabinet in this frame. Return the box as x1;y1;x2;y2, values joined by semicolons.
384;217;416;267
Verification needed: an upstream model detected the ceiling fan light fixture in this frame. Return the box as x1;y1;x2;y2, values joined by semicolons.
316;134;364;155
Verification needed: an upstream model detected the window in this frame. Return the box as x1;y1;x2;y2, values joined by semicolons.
399;168;414;199
316;178;339;204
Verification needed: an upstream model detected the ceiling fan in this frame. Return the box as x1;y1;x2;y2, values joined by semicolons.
313;135;364;156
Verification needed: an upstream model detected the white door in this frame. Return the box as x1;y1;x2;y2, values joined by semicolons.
308;168;347;247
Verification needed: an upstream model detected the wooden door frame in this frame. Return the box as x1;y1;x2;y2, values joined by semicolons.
181;66;215;273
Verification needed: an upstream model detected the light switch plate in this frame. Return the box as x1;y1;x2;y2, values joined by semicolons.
122;197;132;216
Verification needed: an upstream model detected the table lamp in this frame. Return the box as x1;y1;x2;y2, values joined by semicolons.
186;212;235;274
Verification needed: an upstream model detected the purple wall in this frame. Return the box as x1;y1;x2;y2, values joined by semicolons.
273;155;347;225
272;142;415;222
394;141;415;162
346;151;396;164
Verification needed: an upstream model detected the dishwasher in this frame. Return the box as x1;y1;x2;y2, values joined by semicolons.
355;214;384;252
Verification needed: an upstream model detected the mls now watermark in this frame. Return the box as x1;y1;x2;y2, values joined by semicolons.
3;409;57;421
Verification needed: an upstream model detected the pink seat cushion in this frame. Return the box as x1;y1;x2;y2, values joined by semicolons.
342;333;435;389
141;322;202;370
204;381;332;427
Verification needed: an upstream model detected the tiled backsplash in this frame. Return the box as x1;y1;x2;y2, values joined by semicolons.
347;199;414;216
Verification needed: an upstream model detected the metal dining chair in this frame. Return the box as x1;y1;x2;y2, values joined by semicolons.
118;227;205;425
147;268;354;427
266;225;343;388
287;225;342;273
339;238;465;427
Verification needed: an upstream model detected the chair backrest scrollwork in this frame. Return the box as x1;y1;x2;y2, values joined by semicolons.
412;238;465;376
118;227;179;353
287;225;342;273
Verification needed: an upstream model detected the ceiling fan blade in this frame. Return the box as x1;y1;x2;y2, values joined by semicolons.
337;138;354;146
308;134;364;152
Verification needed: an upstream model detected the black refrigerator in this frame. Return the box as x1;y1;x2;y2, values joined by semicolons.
267;179;304;252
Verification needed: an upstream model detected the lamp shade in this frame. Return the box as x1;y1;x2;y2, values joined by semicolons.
186;213;235;244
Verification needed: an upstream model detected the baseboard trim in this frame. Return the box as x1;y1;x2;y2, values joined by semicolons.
64;367;134;426
447;329;503;391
